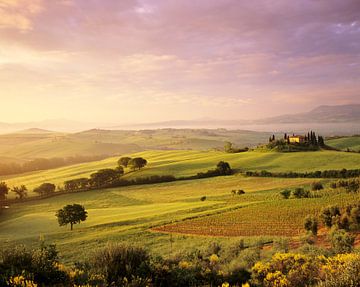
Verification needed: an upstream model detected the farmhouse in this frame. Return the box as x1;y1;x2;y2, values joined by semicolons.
288;135;306;143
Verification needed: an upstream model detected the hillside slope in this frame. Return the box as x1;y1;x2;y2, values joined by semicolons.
3;149;360;197
327;136;360;151
0;129;272;162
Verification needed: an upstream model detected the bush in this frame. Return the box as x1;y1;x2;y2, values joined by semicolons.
91;244;151;285
293;188;310;198
329;229;355;254
280;189;291;199
251;253;321;287
311;182;324;191
304;216;318;235
321;206;341;228
0;243;69;286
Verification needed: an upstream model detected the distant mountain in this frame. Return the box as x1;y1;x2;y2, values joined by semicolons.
13;128;58;134
257;104;360;124
108;119;249;130
0;104;359;134
0;119;106;134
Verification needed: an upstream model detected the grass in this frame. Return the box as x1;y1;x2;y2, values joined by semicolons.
0;175;319;264
1;148;360;265
327;136;360;151
3;149;360;197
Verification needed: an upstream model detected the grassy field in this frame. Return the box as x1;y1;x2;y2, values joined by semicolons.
0;174;321;264
327;136;360;151
1;148;360;265
2;149;360;197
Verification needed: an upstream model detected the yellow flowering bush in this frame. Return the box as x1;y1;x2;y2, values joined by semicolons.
7;275;37;287
264;271;290;287
252;253;321;287
210;254;220;265
319;253;360;286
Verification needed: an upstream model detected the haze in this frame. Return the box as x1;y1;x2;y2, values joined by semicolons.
0;0;359;124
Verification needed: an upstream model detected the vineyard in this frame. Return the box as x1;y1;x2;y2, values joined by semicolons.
153;188;360;237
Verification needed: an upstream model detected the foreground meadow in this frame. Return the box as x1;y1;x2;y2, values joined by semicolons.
1;174;320;264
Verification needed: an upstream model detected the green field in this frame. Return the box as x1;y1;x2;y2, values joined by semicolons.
2;149;360;197
1;148;360;265
327;136;360;151
0;175;321;264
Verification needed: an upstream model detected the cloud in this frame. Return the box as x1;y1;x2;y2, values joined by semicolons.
0;0;360;122
0;0;44;31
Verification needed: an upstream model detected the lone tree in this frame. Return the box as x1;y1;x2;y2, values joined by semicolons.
56;204;87;230
118;157;132;168
128;157;147;170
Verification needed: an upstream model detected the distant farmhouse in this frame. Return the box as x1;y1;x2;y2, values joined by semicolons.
268;131;325;148
288;135;306;144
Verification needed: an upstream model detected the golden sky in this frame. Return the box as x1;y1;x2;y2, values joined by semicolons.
0;0;359;123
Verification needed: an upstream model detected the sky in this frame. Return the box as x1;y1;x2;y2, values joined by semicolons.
0;0;359;124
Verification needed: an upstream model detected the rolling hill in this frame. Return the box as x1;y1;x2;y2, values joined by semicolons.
326;136;360;151
0;129;273;163
256;104;360;124
3;149;360;197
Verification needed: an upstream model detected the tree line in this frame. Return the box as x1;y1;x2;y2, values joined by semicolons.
0;159;234;210
245;168;360;179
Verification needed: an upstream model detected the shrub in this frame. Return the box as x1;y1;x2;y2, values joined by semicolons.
280;189;291;199
304;216;318;235
292;188;310;198
321;206;341;228
311;182;324;191
0;243;69;286
251;253;321;287
329;229;355;254
91;244;151;285
319;253;360;287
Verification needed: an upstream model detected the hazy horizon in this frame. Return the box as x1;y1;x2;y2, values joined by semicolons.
1;0;360;123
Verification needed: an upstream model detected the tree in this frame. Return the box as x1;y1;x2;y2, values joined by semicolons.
90;168;123;188
33;183;56;196
64;178;89;192
216;161;232;175
304;216;318;235
12;185;28;200
0;182;9;205
224;141;233;153
280;189;291;199
128;157;147;171
118;157;132;168
56;204;87;230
